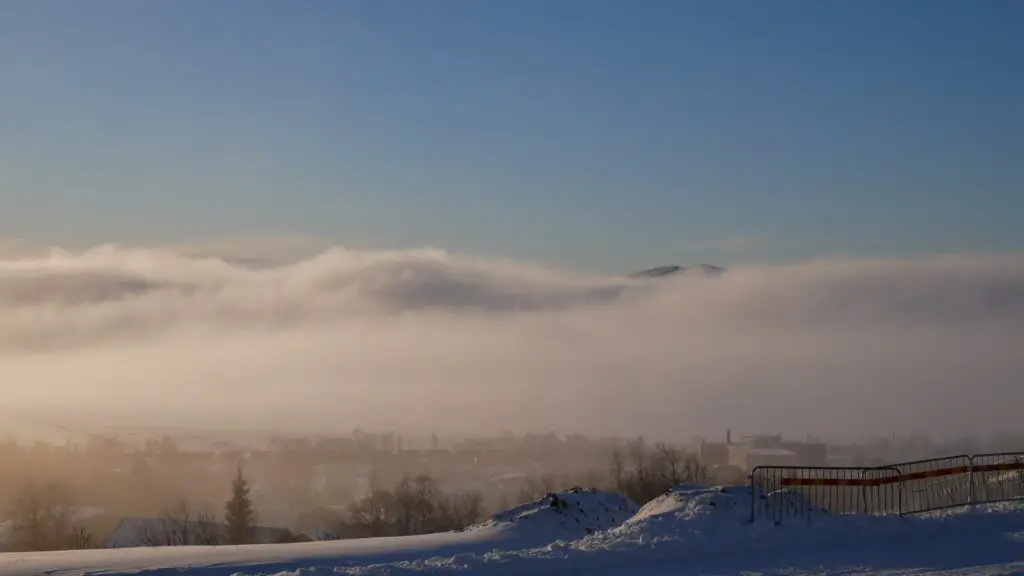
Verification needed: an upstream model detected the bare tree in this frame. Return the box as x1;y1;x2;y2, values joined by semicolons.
69;525;93;550
339;474;488;539
158;499;192;546
682;453;710;485
192;505;220;545
629;437;651;491
445;491;485;529
610;451;626;493
141;498;219;546
494;492;511;514
411;474;441;533
539;473;558;494
517;473;560;505
576;468;607;492
342;486;395;539
3;482;76;552
314;523;341;541
655;442;683;485
390;475;416;535
610;440;709;505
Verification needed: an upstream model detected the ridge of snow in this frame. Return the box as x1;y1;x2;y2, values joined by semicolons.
577;484;828;553
465;487;639;544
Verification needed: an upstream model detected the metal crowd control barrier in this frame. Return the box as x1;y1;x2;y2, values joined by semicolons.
886;455;972;515
749;465;901;523
861;466;904;516
969;452;1024;506
749;452;1024;523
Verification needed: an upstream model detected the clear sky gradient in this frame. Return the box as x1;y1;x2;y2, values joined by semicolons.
1;0;1021;272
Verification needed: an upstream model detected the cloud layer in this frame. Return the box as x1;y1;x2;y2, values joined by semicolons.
2;245;1023;441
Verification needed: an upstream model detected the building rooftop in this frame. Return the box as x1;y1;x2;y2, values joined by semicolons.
745;448;798;457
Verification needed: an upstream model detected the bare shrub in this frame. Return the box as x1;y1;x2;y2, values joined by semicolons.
141;499;219;546
69;525;94;550
3;482;78;551
333;473;486;539
610;438;708;505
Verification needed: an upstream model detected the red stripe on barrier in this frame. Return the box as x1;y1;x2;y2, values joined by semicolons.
766;458;1024;493
972;462;1024;473
777;465;972;488
779;476;898;487
898;466;970;482
779;477;866;487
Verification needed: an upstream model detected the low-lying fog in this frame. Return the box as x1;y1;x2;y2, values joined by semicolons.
1;244;1022;441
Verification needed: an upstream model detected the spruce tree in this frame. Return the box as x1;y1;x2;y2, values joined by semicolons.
223;465;256;545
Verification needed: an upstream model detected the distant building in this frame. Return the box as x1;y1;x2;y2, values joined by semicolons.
707;464;746;484
703;431;827;472
698;442;730;467
782;440;827;466
729;446;800;470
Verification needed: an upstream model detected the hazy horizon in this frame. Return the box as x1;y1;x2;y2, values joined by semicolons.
1;0;1022;448
1;242;1021;442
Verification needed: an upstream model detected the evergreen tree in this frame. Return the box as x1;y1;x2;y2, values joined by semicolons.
223;465;256;545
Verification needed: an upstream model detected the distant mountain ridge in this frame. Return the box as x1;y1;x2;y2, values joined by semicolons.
628;264;724;278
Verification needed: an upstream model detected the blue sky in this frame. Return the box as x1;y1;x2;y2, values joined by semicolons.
1;0;1021;272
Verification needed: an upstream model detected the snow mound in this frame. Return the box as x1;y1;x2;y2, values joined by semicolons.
468;488;639;542
629;484;751;525
752;485;831;523
614;484;754;538
577;484;828;552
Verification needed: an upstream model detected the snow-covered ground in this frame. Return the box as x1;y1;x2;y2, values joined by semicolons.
2;485;1023;576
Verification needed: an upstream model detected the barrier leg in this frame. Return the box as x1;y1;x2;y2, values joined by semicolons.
749;473;755;523
967;460;974;505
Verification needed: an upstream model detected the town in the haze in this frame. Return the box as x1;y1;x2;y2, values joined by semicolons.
0;419;1011;550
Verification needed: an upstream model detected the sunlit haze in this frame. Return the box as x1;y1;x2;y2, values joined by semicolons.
0;243;1021;441
2;2;1024;567
1;1;1022;444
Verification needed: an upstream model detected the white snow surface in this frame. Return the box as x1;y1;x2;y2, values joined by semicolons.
467;487;639;543
1;485;1023;575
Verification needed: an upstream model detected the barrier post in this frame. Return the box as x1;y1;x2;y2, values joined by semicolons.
897;476;904;517
967;455;975;505
859;467;869;515
749;470;756;523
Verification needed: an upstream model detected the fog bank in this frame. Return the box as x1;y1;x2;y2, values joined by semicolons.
1;245;1022;440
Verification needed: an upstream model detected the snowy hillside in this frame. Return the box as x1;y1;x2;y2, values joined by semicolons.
467;488;639;543
1;485;1023;575
594;484;784;543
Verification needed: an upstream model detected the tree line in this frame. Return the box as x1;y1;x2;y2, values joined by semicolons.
3;437;707;550
2;466;258;551
316;438;707;540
